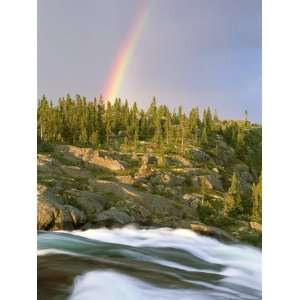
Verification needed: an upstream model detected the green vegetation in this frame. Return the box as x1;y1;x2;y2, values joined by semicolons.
37;95;262;244
251;175;262;223
224;173;242;217
38;95;259;160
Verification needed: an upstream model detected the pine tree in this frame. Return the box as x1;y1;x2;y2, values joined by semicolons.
224;173;242;217
105;102;113;145
153;113;162;147
189;107;199;144
251;175;262;223
244;110;248;122
164;110;172;145
148;97;158;137
178;106;185;153
89;131;99;147
236;127;245;154
200;126;208;145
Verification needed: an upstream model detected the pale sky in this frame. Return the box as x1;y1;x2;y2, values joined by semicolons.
38;0;261;122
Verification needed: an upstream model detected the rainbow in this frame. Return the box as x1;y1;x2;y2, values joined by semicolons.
102;0;149;102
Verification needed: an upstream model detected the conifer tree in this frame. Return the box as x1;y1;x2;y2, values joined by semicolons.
154;113;162;147
200;126;208;145
105;102;113;145
89;131;99;147
189;107;199;144
178;106;185;153
164;110;172;145
236;127;245;154
148;97;158;137
251;175;262;223
224;173;242;217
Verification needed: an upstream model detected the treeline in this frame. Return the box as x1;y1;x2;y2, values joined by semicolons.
38;95;258;154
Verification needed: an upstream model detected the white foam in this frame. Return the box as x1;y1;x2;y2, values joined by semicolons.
42;226;261;299
62;226;261;290
68;270;215;300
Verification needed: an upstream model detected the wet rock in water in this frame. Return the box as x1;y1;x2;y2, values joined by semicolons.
64;205;87;227
190;222;237;242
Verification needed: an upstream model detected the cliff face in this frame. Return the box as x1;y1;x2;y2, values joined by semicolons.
37;140;261;246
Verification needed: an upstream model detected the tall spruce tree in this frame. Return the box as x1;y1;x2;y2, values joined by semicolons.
200;126;208;145
178;106;186;153
251;175;262;223
224;173;242;217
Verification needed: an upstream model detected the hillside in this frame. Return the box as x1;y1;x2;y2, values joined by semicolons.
37;97;262;247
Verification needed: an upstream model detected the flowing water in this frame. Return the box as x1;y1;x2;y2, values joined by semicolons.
37;226;261;300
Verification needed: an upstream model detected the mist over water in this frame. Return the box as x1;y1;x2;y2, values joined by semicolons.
38;226;261;300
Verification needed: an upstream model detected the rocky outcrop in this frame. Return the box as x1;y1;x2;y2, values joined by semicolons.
62;189;108;218
37;142;261;246
37;185;87;230
37;200;57;230
55;145;125;171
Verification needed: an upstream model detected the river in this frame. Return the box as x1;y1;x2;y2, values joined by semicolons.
38;226;261;300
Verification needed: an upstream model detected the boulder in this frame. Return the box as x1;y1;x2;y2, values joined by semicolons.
183;194;195;201
206;175;223;190
116;175;135;185
212;168;219;173
140;153;158;166
150;173;185;187
193;175;223;190
37;201;56;230
190;223;237;242
62;189;107;218
190;149;211;162
95;208;134;226
172;155;193;168
250;221;262;232
52;206;74;230
64;205;87;227
136;163;153;178
37;200;85;230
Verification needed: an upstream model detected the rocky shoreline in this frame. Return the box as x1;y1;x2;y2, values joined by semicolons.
38;144;261;247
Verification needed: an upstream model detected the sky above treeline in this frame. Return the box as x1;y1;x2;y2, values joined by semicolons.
38;0;261;122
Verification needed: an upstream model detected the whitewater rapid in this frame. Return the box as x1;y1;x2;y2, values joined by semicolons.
38;226;261;300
